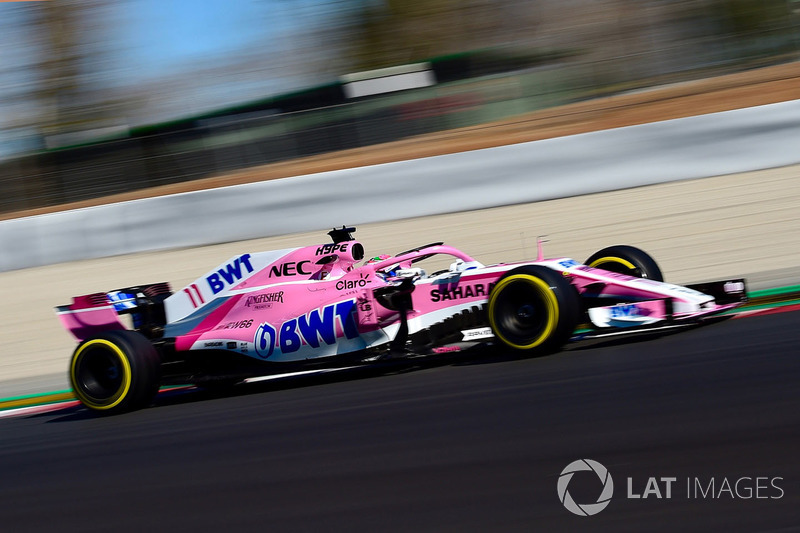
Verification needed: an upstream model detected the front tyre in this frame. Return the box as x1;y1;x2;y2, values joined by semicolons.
69;330;161;414
584;245;664;281
488;265;580;355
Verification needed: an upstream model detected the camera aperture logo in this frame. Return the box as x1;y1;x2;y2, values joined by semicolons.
557;459;614;516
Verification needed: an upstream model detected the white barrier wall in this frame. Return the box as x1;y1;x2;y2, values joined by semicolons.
3;99;800;271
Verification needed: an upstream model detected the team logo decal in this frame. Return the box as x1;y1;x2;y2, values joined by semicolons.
253;300;359;359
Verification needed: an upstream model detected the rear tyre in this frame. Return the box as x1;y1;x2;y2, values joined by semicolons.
584;245;663;281
488;265;580;355
69;330;161;414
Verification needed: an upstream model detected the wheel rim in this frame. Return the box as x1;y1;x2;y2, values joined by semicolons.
71;339;132;409
588;256;641;277
489;275;559;349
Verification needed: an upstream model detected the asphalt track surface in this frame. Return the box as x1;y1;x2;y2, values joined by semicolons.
1;310;798;532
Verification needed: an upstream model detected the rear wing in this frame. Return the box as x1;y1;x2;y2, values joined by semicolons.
55;283;172;341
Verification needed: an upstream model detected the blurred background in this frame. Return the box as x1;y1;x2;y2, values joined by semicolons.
1;0;799;215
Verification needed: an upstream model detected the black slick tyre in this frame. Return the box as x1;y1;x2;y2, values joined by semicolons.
69;330;161;414
584;245;664;281
488;265;580;355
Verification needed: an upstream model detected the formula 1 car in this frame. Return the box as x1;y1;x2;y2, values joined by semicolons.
56;226;747;414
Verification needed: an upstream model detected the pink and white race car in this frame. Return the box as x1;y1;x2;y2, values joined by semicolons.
56;227;747;414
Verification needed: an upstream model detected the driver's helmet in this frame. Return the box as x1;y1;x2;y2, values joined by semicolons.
366;254;391;263
365;254;396;279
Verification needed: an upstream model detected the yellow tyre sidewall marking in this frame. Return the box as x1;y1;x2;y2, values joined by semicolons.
489;274;559;350
588;256;636;272
71;339;132;410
